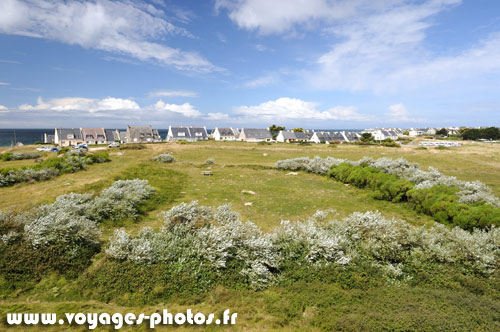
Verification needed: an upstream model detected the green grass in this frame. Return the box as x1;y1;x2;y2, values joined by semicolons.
1;141;500;331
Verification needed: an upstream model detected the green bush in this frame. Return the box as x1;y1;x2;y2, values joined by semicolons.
328;164;500;229
328;164;413;203
407;186;500;230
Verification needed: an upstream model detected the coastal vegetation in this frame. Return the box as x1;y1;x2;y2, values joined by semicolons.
0;141;499;331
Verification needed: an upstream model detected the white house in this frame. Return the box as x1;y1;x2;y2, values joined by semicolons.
276;130;309;143
239;128;272;142
167;126;208;141
213;127;240;141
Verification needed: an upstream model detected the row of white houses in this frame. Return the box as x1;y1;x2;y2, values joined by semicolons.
45;126;162;146
46;125;460;146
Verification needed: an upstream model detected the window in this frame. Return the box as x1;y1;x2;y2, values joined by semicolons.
178;132;185;137
67;134;74;139
195;132;202;137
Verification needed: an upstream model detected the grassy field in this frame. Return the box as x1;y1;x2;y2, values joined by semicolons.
1;140;500;331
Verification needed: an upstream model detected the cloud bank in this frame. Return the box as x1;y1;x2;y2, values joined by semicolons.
0;0;216;72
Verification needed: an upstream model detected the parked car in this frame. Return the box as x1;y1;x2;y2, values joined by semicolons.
108;142;120;148
50;148;59;152
36;146;52;151
73;143;88;150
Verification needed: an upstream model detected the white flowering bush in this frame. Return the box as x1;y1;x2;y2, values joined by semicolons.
153;154;176;163
12;179;154;253
276;156;500;207
24;211;100;251
106;203;500;289
90;179;154;222
275;156;350;174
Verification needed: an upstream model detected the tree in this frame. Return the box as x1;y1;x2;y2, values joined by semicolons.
481;127;500;140
292;128;304;132
269;124;285;139
462;129;481;140
436;128;448;136
360;133;374;143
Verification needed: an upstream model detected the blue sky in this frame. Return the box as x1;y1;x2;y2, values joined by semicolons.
0;0;499;129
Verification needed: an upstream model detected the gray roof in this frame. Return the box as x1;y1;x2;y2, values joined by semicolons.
243;128;272;139
170;127;191;138
127;126;157;140
330;132;346;141
344;132;360;141
188;127;208;138
294;131;309;139
280;130;297;140
57;128;82;140
217;128;236;136
105;130;120;142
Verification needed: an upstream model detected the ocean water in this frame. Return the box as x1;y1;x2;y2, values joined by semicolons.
0;128;361;147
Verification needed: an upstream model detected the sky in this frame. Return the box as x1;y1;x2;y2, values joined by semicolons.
0;0;500;129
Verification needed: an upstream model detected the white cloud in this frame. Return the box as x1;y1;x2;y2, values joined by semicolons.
206;112;231;121
0;105;7;110
216;0;405;35
0;0;216;72
19;96;140;112
386;104;423;123
149;90;198;98
234;97;372;121
153;100;202;118
244;74;278;88
217;0;500;94
0;82;9;86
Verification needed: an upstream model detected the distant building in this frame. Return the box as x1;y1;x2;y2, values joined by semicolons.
276;130;309;143
310;131;359;143
125;125;161;143
166;126;209;141
213;127;240;141
363;129;399;140
43;133;54;144
238;128;272;142
105;129;121;143
54;128;84;146
81;128;107;145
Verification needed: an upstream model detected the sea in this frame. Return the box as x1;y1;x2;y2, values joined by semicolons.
0;128;362;147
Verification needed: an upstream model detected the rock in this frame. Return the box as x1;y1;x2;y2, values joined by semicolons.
344;184;349;186
244;202;253;206
117;152;124;156
15;142;24;146
241;190;256;195
286;172;298;176
263;153;268;156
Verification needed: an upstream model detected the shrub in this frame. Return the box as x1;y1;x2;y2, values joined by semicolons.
0;152;41;161
103;203;500;295
90;179;154;223
119;144;146;150
328;163;414;203
153;154;176;163
278;156;499;207
205;158;215;164
0;152;110;187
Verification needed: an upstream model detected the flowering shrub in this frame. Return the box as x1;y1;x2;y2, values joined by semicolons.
90;179;154;222
275;156;351;174
153;154;176;163
277;156;500;208
106;202;500;290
